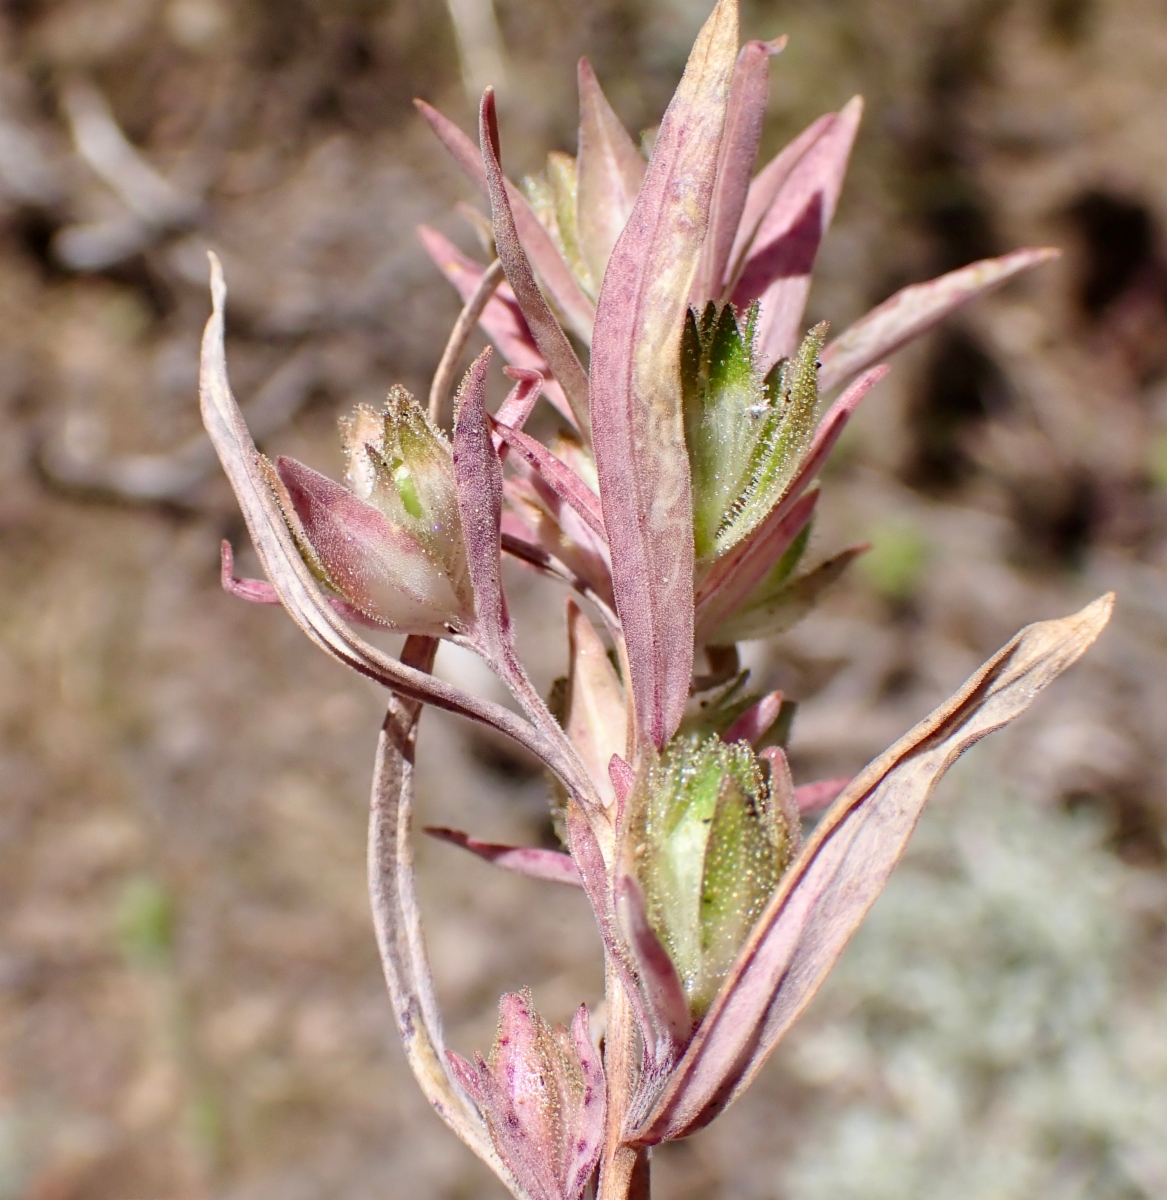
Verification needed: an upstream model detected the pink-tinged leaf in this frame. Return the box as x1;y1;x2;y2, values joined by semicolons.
695;487;819;644
452;348;510;658
564;1004;607;1200
275;455;466;634
480;91;592;437
492;418;607;540
725;111;837;296
503;474;616;618
713;543;868;644
455;353;596;804
794;776;851;814
723;688;784;746
497;366;545;431
818;247;1060;392
200;254;581;784
576;57;647;291
565;600;629;809
425;826;583;887
694;366;887;644
695;36;786;306
609;754;635;811
418;225;574;425
590;0;739;751
617;874;693;1055
415;99;596;344
633;593;1115;1144
221;539;401;631
758;744;804;849
220;539;280;604
733;96;863;369
368;668;522;1193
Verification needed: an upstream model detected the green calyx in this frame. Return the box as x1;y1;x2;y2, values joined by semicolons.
683;304;828;566
630;734;798;1018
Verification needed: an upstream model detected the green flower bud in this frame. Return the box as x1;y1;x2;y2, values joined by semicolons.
628;734;799;1017
683;304;827;565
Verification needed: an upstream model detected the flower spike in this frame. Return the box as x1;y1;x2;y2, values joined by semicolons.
449;993;606;1200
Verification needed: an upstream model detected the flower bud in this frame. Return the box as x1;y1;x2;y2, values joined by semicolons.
684;304;827;568
627;734;799;1017
272;387;474;634
448;992;605;1200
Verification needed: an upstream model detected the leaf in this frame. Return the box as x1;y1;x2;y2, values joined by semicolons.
632;593;1115;1143
576;57;647;292
368;672;523;1194
565;599;629;809
452;348;511;659
724;111;837;296
818;247;1060;392
415;99;596;343
709;543;867;644
425;827;583;887
589;0;739;751
480;90;593;437
733;97;863;369
695;37;786;305
492;418;607;541
418;225;575;425
198;253;572;776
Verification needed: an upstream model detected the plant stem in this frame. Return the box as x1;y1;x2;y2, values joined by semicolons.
597;965;648;1200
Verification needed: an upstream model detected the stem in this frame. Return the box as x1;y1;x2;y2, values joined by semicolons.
428;257;506;424
597;963;647;1200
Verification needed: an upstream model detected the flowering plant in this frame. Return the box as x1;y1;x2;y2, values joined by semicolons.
199;2;1111;1196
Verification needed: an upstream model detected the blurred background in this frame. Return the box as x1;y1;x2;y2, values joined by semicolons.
0;0;1165;1196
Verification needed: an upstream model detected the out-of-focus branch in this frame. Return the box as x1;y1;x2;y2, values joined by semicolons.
39;345;321;504
53;80;203;271
444;0;509;104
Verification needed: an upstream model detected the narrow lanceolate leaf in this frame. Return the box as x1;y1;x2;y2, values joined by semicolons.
794;776;851;814
722;688;784;746
495;367;545;434
590;0;739;751
576;57;647;292
633;593;1115;1144
491;419;607;540
818;247;1060;392
368;677;522;1194
418;225;575;427
711;543;868;644
565;599;629;810
480;91;592;436
724;111;837;296
452;348;510;659
616;874;693;1053
415;99;596;343
199;254;574;778
733;97;863;369
695;37;786;306
425;826;583;887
